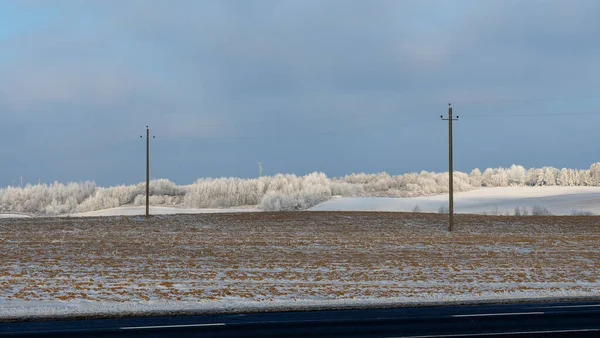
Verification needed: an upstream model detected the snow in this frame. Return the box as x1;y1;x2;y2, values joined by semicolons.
5;185;600;217
68;205;258;217
0;214;31;219
42;186;600;217
0;290;597;320
310;186;600;215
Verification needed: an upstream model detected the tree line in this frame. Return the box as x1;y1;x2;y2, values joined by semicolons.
2;163;600;215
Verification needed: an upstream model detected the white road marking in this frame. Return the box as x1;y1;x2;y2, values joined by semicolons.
120;323;226;330
388;328;600;337
452;311;544;318
534;304;600;309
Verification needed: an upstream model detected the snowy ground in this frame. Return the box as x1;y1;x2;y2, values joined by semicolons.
0;214;31;219
1;291;596;320
311;186;600;215
3;186;600;218
1;212;599;319
69;205;258;217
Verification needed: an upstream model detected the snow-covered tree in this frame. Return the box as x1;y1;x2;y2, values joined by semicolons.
469;168;483;187
482;168;508;187
542;167;557;186
557;168;570;186
506;165;526;186
589;163;600;186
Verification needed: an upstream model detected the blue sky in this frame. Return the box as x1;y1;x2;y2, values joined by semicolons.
1;0;600;186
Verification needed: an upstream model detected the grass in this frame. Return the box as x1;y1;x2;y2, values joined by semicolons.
0;212;599;303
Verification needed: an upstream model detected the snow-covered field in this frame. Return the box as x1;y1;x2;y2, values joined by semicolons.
0;214;30;219
3;186;600;218
69;205;258;217
1;212;599;319
0;206;256;218
311;186;600;215
1;290;595;320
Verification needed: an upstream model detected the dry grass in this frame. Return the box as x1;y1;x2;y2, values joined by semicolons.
0;212;599;303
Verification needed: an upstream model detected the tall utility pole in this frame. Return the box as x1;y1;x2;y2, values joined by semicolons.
441;104;459;231
258;162;263;178
141;126;155;217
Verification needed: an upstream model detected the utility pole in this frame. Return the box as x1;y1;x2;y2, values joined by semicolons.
258;162;263;178
441;104;459;232
140;126;155;217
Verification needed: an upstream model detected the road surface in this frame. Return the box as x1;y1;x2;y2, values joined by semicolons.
2;301;600;337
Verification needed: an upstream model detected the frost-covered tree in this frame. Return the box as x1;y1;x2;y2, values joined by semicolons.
0;181;97;215
506;165;526;186
258;172;332;211
453;172;471;191
481;168;494;187
482;168;508;187
578;169;591;186
542;167;557;186
526;168;544;186
557;168;570;186
469;168;483;187
526;168;537;186
589;163;600;186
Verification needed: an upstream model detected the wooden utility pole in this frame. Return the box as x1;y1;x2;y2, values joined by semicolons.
441;104;459;231
146;127;150;217
141;126;155;217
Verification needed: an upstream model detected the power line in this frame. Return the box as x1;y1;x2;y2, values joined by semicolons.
155;117;433;141
125;93;600;133
159;135;257;141
468;110;600;119
452;94;600;106
141;109;596;142
299;93;600;121
108;105;600;146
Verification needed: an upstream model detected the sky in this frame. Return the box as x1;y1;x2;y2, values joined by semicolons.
1;0;600;187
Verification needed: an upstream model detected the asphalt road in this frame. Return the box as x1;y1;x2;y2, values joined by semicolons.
1;301;600;337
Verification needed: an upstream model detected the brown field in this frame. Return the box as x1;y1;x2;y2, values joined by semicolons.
1;212;599;304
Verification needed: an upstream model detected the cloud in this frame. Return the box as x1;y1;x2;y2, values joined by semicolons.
2;0;600;185
5;0;600;112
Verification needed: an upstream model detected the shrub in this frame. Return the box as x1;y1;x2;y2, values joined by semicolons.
570;209;594;216
531;205;551;216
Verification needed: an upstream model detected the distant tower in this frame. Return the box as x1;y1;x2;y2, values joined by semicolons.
258;162;263;178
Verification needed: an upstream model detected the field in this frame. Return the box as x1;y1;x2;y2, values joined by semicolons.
1;212;599;319
68;205;257;217
311;186;600;215
3;186;600;219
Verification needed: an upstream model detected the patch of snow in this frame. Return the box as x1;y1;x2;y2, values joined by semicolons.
310;186;600;215
0;290;598;320
68;206;258;217
0;214;31;219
